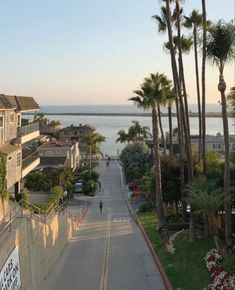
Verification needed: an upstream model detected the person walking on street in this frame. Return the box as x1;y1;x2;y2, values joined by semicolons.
99;200;104;215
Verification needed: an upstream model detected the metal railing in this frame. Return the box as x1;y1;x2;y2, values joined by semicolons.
18;122;39;137
0;203;22;237
22;151;39;169
0;198;87;238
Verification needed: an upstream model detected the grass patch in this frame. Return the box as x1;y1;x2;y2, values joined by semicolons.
138;212;214;290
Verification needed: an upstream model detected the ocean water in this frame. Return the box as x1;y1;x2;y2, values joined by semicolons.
36;105;234;156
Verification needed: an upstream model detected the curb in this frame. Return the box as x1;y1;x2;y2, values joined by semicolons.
136;214;173;290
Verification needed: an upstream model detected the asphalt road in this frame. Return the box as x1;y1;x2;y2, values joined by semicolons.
40;160;166;290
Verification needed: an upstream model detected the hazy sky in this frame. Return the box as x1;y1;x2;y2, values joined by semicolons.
0;0;234;105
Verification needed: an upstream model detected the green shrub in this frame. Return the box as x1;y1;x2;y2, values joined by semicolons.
120;142;151;182
25;171;50;191
84;180;97;194
138;202;154;213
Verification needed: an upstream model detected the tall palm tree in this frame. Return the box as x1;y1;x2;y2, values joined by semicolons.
164;0;195;240
205;20;235;247
128;120;151;142
174;0;191;143
201;0;207;175
166;88;176;158
184;10;203;161
146;74;171;155
116;130;129;144
130;73;171;228
83;133;105;176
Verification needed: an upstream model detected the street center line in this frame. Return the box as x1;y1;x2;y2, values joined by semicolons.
100;216;111;290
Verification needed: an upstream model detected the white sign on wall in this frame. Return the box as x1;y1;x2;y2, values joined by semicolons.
0;246;21;290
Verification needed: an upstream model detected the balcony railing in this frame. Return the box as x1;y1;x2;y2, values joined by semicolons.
18;122;39;137
22;151;39;169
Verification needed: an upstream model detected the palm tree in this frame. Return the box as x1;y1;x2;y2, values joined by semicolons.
130;73;171;228
116;130;129;144
201;0;207;175
166;88;176;158
145;74;171;156
185;179;224;237
164;0;195;240
205;20;235;247
128;120;151;142
184;10;203;161
83;133;105;176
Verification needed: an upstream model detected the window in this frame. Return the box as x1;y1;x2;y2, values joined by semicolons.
10;113;14;123
213;143;221;149
17;153;21;167
17;115;21;127
0;116;3;127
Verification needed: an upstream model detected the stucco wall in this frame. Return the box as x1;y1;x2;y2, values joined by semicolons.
0;109;18;146
0;209;75;290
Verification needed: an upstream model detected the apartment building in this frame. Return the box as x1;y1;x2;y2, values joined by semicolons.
0;94;40;194
38;140;79;170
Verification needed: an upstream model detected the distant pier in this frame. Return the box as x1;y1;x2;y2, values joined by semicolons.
37;112;234;118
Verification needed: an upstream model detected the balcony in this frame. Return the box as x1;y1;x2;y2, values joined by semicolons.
16;122;40;144
22;151;40;178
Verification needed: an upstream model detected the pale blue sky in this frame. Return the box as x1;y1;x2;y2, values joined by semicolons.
0;0;234;105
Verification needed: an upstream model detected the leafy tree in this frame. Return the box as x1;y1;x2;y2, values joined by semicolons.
161;156;181;212
25;171;50;191
120;142;151;183
206;151;222;178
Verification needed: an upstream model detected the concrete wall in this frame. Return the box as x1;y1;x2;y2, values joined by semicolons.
0;206;76;290
6;148;22;189
0;109;18;145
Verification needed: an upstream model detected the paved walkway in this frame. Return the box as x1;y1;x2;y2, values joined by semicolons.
40;160;166;290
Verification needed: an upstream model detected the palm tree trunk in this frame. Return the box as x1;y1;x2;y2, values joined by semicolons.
168;103;173;158
201;0;207;175
219;74;232;248
165;0;195;240
193;27;202;162
152;106;165;228
204;214;209;237
176;0;193;182
157;104;166;155
176;99;186;221
89;145;92;177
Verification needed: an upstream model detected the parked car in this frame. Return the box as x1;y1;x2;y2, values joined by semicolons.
74;181;83;193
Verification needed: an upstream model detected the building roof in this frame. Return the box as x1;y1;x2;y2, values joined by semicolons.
59;124;95;133
0;144;21;155
0;95;15;109
40;140;75;149
0;94;39;111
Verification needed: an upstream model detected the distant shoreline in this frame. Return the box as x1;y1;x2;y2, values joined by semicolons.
34;112;234;118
